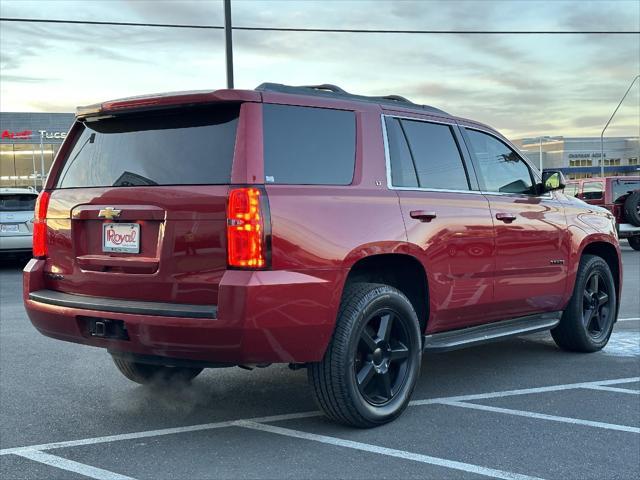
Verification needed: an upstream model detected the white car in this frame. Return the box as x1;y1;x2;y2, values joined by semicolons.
0;187;38;255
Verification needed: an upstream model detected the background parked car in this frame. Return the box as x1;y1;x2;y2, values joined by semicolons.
564;176;640;250
0;187;38;259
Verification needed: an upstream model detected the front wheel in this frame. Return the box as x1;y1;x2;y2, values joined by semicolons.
308;283;422;428
628;236;640;251
112;356;203;385
551;255;617;352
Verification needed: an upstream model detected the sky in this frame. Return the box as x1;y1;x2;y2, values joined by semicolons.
0;0;638;140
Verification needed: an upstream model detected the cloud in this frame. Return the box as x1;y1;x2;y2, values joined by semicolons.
0;74;51;83
0;0;637;139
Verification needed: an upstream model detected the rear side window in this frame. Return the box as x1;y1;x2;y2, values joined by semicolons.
385;117;418;188
465;129;535;195
56;105;239;188
400;120;469;190
0;194;37;211
612;179;640;203
386;117;469;190
263;104;355;185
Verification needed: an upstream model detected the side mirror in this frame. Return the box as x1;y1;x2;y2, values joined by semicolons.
541;170;566;193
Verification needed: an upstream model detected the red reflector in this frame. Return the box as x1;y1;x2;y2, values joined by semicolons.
227;187;266;268
33;191;51;258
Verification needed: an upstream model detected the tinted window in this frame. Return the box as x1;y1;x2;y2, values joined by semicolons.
582;181;603;200
399;120;469;190
466;130;534;194
56;105;239;188
385;117;418;187
0;194;37;211
612;179;640;203
263;104;355;185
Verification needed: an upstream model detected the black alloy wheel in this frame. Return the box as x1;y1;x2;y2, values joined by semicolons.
354;310;411;406
308;282;422;427
581;271;613;341
551;254;617;352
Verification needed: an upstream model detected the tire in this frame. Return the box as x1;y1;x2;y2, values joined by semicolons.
628;236;640;251
551;255;616;352
308;282;422;428
623;191;640;227
112;356;203;385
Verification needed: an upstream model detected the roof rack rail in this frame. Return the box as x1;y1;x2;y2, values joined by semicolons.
255;83;448;115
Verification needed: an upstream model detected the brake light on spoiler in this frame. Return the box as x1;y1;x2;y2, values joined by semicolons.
227;187;270;269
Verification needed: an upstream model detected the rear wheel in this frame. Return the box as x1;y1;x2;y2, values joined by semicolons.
112;356;203;385
623;191;640;227
551;255;616;352
308;283;422;428
628;236;640;251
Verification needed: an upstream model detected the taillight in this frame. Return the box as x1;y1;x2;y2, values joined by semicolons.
227;187;268;268
33;191;51;258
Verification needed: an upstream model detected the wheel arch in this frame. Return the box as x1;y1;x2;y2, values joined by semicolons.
342;253;429;333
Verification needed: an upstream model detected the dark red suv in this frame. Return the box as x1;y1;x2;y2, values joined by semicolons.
24;84;622;427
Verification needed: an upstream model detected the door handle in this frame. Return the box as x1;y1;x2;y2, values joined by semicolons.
495;212;516;223
410;210;437;222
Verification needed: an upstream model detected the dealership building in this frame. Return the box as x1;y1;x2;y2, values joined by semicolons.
514;136;639;179
0;112;74;189
1;112;638;189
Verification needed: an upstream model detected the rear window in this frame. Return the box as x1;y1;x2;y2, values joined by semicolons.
55;105;239;188
0;194;37;211
612;179;640;203
263;104;355;185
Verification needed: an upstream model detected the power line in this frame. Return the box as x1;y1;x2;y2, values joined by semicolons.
1;17;638;34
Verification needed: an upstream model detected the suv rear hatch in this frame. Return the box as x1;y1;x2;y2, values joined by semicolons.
41;103;241;304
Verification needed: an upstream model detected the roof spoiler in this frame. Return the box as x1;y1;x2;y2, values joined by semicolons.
76;89;261;119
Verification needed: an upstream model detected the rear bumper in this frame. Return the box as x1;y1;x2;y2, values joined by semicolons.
0;234;32;252
618;223;640;238
23;259;342;364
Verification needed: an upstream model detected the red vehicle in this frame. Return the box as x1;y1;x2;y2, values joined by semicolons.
564;176;640;250
24;84;622;427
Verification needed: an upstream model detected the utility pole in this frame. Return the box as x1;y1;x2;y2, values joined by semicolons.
224;0;234;89
600;74;639;177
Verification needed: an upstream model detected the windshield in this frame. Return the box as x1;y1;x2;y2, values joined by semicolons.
0;194;38;212
55;105;240;188
612;179;640;203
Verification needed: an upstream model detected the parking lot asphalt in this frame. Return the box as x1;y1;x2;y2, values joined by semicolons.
1;247;638;480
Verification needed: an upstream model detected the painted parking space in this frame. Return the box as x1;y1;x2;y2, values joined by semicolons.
1;250;639;480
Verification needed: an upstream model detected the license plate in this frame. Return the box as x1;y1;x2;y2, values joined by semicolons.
0;224;19;233
102;223;140;253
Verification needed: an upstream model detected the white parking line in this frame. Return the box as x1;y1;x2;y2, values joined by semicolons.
0;411;320;456
2;376;638;458
582;385;640;395
619;317;640;322
442;401;640;434
237;421;545;480
17;450;136;480
409;376;640;405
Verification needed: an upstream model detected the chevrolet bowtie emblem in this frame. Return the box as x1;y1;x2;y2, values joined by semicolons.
98;207;122;220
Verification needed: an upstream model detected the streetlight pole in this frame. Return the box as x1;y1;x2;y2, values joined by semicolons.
539;137;543;172
224;0;234;89
39;132;45;191
600;74;639;178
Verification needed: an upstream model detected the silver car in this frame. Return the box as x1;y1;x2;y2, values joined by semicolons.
0;188;38;255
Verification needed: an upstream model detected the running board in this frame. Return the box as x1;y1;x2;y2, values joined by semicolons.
422;312;562;352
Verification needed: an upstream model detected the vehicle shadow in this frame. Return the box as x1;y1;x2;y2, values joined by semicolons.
106;333;599;429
